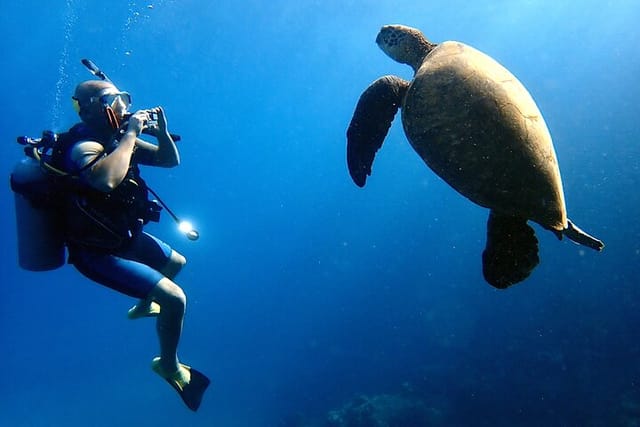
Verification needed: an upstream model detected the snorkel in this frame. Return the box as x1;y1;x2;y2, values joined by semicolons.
80;59;199;241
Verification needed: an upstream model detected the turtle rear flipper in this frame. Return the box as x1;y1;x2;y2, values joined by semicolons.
347;75;409;187
482;212;539;289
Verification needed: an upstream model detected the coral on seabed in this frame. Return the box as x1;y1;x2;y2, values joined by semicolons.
324;393;442;427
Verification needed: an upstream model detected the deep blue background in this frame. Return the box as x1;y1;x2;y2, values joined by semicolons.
1;1;639;426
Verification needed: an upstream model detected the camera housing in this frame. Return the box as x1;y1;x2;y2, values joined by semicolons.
122;110;158;129
147;111;159;128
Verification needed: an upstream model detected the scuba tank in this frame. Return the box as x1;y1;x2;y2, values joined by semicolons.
10;155;66;271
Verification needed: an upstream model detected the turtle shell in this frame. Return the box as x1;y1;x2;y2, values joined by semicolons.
402;41;567;231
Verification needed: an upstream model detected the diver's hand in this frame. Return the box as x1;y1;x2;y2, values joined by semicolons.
144;107;168;137
127;110;148;136
155;107;168;132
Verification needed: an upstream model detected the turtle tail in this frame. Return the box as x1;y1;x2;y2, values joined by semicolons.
482;212;539;289
563;219;604;251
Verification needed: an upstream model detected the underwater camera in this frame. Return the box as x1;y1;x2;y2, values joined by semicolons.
122;110;158;130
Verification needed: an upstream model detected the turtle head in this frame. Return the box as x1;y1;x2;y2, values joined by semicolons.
376;25;436;72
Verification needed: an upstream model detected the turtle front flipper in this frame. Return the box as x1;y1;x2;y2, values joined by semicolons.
482;211;540;289
347;75;409;187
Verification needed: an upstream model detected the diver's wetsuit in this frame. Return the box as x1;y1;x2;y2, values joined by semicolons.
61;125;174;298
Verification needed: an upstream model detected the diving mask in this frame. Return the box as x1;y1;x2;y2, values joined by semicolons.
72;90;132;114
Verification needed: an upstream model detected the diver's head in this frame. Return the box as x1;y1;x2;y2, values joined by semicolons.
72;80;132;132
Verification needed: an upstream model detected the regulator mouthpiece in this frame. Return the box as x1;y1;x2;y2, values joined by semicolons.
179;221;200;241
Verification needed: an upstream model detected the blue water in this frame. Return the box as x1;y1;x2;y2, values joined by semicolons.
1;1;639;425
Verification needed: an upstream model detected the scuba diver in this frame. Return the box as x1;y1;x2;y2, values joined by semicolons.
12;66;209;410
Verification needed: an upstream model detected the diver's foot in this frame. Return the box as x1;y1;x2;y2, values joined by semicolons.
127;301;161;319
151;356;190;387
151;356;210;411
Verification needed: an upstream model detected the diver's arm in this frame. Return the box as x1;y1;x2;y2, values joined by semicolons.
134;107;180;168
71;114;144;192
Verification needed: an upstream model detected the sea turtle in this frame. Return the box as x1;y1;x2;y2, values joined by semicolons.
346;24;604;288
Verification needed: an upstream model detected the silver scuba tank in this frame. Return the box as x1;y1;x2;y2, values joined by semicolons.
11;156;66;271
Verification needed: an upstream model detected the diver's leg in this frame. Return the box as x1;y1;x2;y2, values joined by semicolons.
159;250;187;280
147;277;186;373
128;250;186;318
